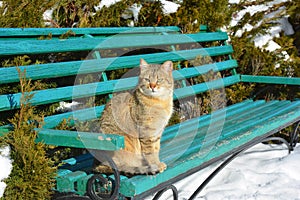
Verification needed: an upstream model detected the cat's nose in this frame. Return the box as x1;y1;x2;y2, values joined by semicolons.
149;83;156;92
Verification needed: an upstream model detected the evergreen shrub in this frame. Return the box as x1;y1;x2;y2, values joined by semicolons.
0;69;56;200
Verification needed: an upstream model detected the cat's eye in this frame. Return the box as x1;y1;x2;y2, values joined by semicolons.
144;78;150;82
157;78;163;83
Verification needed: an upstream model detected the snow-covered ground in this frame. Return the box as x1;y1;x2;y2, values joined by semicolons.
146;143;300;200
1;143;300;199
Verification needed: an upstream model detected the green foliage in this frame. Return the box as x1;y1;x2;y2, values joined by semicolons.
226;0;300;103
0;0;55;27
164;0;232;33
0;56;52;95
228;34;299;102
1;69;56;200
226;83;255;104
90;0;134;27
52;0;99;27
136;1;164;26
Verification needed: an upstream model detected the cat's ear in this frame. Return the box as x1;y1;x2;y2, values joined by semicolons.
161;61;173;75
140;58;149;70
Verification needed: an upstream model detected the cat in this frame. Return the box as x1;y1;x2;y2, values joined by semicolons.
92;58;174;175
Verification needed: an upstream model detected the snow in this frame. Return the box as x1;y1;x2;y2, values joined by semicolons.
146;143;300;200
121;3;142;23
229;0;294;53
94;0;122;11
0;146;13;198
43;9;54;26
161;0;180;14
56;101;81;112
1;143;300;199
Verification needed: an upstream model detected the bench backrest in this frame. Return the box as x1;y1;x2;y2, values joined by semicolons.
0;26;238;141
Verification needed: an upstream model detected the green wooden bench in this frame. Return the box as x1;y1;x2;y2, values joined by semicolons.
0;26;299;200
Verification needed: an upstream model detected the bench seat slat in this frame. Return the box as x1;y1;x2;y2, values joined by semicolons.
120;100;300;197
0;32;228;56
161;101;300;164
160;100;286;160
161;100;273;143
0;45;234;84
163;101;295;162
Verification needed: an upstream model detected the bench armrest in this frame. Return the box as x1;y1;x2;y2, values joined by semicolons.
241;75;300;85
35;128;125;151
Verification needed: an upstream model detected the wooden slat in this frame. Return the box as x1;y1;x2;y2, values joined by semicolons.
0;32;228;56
43;106;105;129
0;106;106;136
0;26;180;37
173;59;238;80
0;45;234;84
173;75;240;100
0;77;136;112
0;125;12;136
241;75;300;85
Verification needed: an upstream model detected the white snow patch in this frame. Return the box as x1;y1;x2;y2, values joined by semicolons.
0;146;13;198
94;0;122;11
56;101;81;112
279;17;295;35
161;0;179;14
43;9;54;26
121;3;142;22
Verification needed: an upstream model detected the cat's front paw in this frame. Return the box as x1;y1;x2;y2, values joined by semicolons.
158;162;167;172
148;162;167;174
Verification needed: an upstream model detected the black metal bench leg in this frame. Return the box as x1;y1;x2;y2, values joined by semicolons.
290;121;300;149
153;185;179;200
262;137;293;153
87;154;120;200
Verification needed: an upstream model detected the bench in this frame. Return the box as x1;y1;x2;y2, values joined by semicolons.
0;26;299;200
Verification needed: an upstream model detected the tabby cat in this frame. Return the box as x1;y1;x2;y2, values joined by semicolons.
93;58;174;175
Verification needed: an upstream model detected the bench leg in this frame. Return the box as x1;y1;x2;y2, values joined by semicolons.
290;121;300;149
87;154;120;200
188;135;294;200
152;185;178;200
